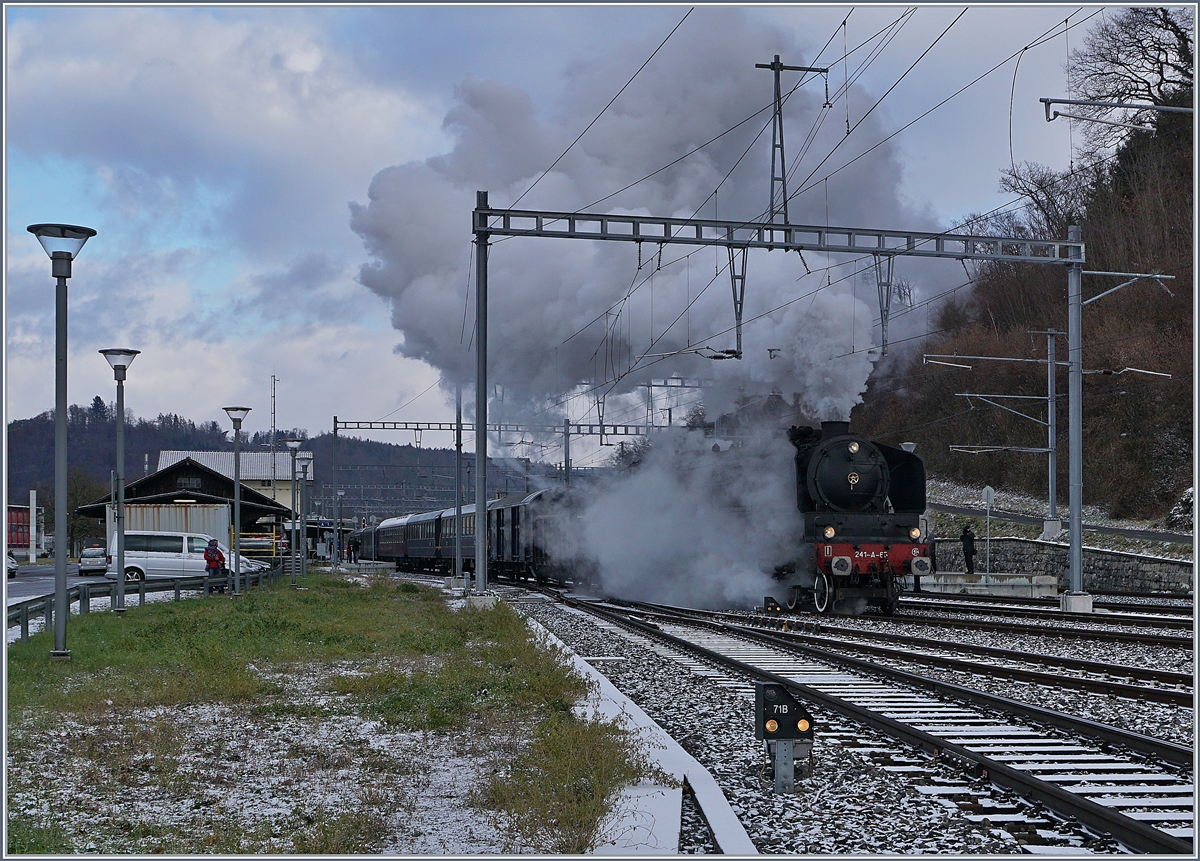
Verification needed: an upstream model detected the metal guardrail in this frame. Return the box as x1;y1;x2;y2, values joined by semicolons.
6;563;286;644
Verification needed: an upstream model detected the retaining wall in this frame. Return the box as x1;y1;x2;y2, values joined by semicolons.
934;537;1193;595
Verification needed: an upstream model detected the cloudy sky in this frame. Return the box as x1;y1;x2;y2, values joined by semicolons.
5;3;1104;467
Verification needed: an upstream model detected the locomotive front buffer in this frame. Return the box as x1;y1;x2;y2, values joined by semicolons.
755;681;815;794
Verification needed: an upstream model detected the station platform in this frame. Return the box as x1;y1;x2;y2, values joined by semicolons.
911;571;1057;598
332;561;396;575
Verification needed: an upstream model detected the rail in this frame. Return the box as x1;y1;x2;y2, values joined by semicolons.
567;597;1192;854
6;562;286;644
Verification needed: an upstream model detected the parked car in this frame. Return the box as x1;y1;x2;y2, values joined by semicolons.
77;546;110;575
6;553;17;579
104;531;265;582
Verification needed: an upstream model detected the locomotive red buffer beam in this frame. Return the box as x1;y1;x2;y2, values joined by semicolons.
819;542;931;577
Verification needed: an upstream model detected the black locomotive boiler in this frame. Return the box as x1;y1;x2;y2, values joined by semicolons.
777;420;932;614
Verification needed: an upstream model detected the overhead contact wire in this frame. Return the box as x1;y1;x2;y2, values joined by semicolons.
509;7;694;210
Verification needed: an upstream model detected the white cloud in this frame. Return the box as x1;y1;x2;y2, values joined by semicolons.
7;8;449;258
5;7;455;435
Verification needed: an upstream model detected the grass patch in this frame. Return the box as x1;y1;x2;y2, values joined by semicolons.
6;573;657;854
479;712;669;853
6;813;71;854
289;804;391;854
327;603;587;730
6;576;489;719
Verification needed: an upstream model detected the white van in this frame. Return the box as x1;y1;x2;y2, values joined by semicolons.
104;531;266;582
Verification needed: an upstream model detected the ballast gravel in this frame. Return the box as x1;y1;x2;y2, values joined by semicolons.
797;611;1195;674
516;599;1126;855
724;613;1195;748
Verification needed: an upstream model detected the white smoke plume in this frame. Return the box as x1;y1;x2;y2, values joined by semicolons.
349;8;946;427
556;428;801;608
348;10;958;608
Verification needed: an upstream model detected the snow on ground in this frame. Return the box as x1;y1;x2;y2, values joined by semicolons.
6;653;522;854
926;476;1194;562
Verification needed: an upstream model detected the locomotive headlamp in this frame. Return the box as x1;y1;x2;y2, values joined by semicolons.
766;719;779;733
848;442;860;454
823;526;836;539
909;527;922;540
797;718;810;732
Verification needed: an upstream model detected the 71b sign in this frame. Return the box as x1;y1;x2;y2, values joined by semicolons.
754;682;815;740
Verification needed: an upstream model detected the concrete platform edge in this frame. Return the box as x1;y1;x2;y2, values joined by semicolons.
526;616;758;855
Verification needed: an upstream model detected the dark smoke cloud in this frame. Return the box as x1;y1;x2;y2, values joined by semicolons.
350;7;947;425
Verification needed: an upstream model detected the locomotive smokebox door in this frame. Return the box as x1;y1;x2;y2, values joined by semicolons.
755;682;815;794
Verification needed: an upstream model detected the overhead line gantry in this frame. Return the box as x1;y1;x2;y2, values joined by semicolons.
472;188;1086;591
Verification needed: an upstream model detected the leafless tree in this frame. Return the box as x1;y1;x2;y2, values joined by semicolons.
996;161;1095;239
1067;7;1194;152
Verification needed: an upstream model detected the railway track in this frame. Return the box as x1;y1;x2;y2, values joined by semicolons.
903;591;1194;618
629;603;1192;705
566;596;1194;854
729;613;1192;706
858;605;1192;649
900;595;1195;631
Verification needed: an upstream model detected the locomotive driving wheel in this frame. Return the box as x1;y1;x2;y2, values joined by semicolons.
812;570;833;614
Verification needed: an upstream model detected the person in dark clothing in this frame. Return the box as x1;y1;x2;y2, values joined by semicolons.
961;526;976;576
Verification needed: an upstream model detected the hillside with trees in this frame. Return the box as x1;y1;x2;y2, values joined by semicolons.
852;7;1192;519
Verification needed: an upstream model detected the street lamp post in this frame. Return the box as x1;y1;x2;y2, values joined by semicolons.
223;406;251;595
285;440;301;586
28;223;96;660
297;452;313;580
335;490;345;566
99;349;140;614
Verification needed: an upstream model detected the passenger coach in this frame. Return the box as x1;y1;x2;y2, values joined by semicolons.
352;489;569;584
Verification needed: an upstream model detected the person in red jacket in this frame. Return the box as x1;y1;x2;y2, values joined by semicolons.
204;538;226;594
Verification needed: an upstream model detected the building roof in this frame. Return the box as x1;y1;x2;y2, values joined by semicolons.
157;450;314;481
76;457;291;525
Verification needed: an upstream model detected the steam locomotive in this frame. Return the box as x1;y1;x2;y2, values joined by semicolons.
775;420;931;614
351;420;930;614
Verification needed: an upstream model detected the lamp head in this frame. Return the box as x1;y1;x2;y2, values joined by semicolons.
296;451;313;467
285;439;302;452
99;348;140;374
27;223;97;260
223;406;251;426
